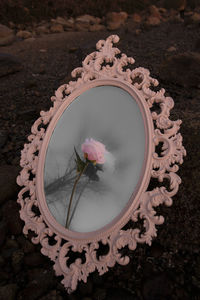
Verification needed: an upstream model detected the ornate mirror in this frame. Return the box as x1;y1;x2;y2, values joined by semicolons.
17;35;186;293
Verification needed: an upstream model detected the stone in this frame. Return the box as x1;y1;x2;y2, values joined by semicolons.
0;284;18;300
53;17;74;31
39;49;47;53
0;165;20;204
106;11;128;23
184;11;193;17
106;287;133;300
50;24;64;33
12;249;24;272
192;276;200;289
79;278;93;295
9;21;16;29
132;13;142;23
91;271;103;286
54;16;68;25
38;290;62;300
171;14;184;23
142;273;172;300
67;295;78;300
195;39;200;52
159;52;200;88
16;24;25;30
0;221;7;246
0;53;22;77
107;21;121;30
106;12;128;30
2;200;23;235
18;282;47;300
135;29;141;35
24;252;45;267
0;270;9;282
0;24;15;46
146;16;161;26
149;5;161;19
167;46;177;52
68;47;78;53
0;255;5;267
38;64;46;74
27;268;47;281
24;37;35;43
0;130;8;148
17;236;35;253
194;256;200;278
159;7;167;14
16;30;32;39
36;25;49;35
75;22;90;31
17;108;37;123
149;242;164;258
175;287;190;299
89;24;106;32
76;14;100;25
184;11;194;25
93;287;107;300
4;237;19;249
191;12;200;24
163;0;186;10
18;269;55;300
75;14;101;31
63;18;75;31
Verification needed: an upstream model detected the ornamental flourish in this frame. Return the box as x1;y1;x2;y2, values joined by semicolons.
17;35;186;293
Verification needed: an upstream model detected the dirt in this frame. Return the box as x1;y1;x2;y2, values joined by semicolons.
0;20;200;299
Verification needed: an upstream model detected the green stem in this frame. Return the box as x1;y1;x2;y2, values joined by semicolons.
65;162;89;229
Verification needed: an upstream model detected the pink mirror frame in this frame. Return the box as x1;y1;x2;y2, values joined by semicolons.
17;35;186;293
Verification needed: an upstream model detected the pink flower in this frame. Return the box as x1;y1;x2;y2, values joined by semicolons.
81;138;106;164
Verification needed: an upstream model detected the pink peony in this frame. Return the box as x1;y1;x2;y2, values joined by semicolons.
81;138;106;164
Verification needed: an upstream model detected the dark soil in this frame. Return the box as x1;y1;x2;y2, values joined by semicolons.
0;20;200;300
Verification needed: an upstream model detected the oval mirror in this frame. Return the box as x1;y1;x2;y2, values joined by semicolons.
43;84;146;233
17;35;186;293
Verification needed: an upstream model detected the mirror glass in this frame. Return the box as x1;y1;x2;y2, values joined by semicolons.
44;85;145;232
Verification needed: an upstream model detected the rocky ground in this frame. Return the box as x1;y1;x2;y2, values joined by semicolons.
0;6;200;300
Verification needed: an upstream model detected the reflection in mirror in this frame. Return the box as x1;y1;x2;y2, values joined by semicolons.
44;85;145;232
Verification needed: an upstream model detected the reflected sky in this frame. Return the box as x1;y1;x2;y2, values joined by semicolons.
44;85;145;232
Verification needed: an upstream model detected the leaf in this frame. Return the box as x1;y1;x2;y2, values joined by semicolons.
74;147;86;172
74;147;83;165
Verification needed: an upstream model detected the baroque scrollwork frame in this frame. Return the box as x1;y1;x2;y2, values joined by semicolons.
17;35;186;293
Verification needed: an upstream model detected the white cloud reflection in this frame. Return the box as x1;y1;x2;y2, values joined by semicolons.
44;85;145;232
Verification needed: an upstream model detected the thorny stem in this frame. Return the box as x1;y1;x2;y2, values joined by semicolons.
65;162;89;229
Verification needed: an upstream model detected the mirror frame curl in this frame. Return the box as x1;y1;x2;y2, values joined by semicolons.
17;35;186;293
